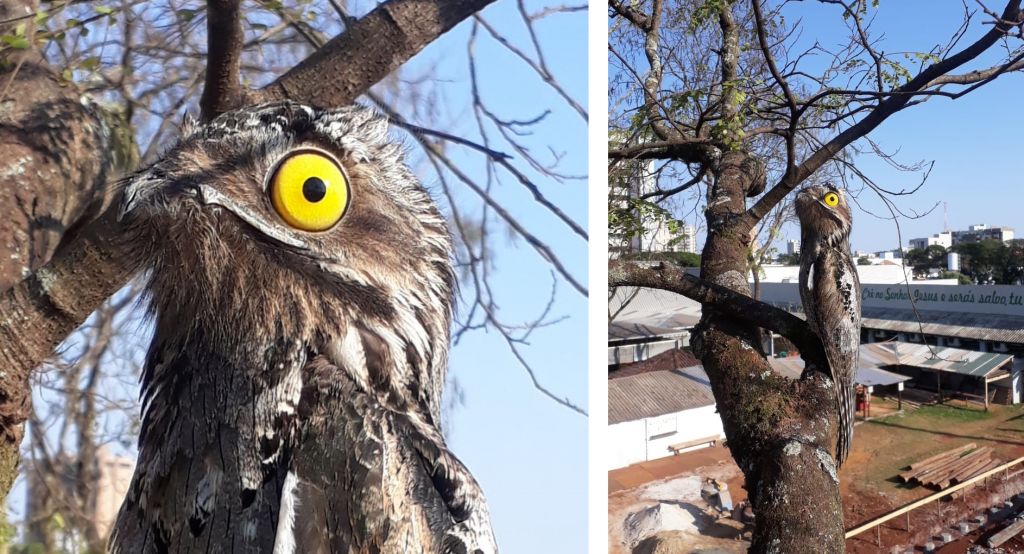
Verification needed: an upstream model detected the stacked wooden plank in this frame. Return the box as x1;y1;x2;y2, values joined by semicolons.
899;443;1001;489
988;517;1024;548
898;444;975;483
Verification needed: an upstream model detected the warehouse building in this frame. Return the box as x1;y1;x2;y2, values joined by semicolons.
608;280;1024;470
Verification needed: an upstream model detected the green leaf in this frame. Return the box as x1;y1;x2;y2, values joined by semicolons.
1;35;30;49
176;8;199;22
95;6;116;15
80;56;101;70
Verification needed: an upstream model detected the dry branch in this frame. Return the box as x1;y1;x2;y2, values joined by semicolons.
200;0;247;120
259;0;498;108
608;259;826;366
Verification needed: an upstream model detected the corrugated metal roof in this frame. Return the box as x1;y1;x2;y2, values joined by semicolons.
608;366;716;424
767;351;912;385
861;308;1024;344
857;366;912;387
609;348;701;379
861;342;1013;378
609;287;702;341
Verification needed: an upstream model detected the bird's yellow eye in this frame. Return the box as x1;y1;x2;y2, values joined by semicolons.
823;192;839;207
269;150;350;232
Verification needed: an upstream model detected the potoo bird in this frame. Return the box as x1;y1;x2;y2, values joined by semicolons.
110;101;497;553
795;184;861;468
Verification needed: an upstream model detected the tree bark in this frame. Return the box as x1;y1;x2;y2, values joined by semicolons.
612;150;846;552
699;150;844;552
0;0;130;500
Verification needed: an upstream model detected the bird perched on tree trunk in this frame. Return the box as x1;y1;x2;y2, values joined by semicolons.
110;101;497;553
795;184;861;468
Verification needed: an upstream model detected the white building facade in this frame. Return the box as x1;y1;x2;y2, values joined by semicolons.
608;367;726;470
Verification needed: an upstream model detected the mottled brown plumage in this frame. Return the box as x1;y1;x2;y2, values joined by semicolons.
796;184;861;468
110;102;496;553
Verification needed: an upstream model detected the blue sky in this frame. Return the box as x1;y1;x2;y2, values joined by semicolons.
775;1;1024;254
404;1;589;552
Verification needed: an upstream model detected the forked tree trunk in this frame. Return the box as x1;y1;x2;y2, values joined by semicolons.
692;151;844;552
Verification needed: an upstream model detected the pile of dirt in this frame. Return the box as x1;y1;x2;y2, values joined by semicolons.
622;502;699;550
609;449;748;553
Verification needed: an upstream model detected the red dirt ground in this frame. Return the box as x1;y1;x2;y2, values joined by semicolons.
609;402;1024;553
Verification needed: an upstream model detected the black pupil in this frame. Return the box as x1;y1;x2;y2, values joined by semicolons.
302;177;327;203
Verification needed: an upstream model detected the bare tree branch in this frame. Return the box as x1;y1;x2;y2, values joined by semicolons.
608;138;718;163
259;0;499;107
608;259;825;362
200;0;246;120
747;0;1024;224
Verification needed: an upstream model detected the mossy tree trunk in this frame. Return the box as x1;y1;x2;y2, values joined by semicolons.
692;150;844;551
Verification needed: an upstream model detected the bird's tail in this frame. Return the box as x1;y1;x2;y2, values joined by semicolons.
835;380;855;467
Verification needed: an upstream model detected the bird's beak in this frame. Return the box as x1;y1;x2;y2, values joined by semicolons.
117;172;172;222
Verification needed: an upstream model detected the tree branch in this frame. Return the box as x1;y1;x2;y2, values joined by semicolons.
200;0;247;120
259;0;499;107
639;166;707;200
751;0;797;176
608;139;718;163
927;50;1024;87
608;0;650;30
608;260;825;363
0;209;132;451
747;0;1024;224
